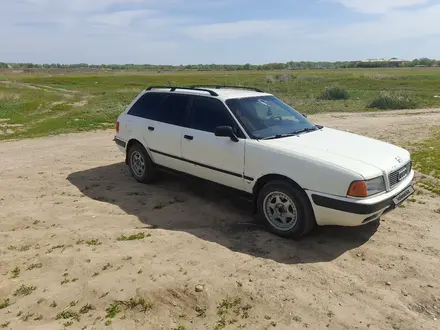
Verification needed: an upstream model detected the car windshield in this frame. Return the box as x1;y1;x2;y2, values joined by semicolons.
225;95;317;139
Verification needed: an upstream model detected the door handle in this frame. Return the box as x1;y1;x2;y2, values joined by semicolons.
148;126;155;131
184;135;193;141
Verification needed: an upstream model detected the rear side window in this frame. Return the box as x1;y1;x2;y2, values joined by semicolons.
153;94;191;126
128;92;167;119
189;97;235;133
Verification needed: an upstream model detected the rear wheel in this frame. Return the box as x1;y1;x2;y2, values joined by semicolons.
256;180;315;238
127;143;157;183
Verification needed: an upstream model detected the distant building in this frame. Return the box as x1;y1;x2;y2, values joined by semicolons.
356;58;410;66
388;58;410;65
360;58;387;63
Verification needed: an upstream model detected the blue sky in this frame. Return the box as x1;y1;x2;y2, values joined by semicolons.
1;0;440;64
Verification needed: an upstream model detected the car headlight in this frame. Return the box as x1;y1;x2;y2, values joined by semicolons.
347;176;386;197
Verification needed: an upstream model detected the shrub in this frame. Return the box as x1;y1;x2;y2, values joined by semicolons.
264;74;291;83
367;91;417;109
319;87;350;100
264;76;276;83
275;74;291;83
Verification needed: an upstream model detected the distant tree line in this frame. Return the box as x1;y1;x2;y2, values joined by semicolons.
0;58;438;71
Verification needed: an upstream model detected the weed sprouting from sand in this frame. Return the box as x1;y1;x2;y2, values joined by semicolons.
79;304;95;314
215;296;252;330
27;262;43;270
47;244;65;253
0;299;11;310
21;312;34;321
9;244;31;251
86;239;102;246
56;310;80;322
195;305;207;318
14;284;36;296
102;263;113;271
105;296;153;320
11;267;20;278
117;232;149;241
123;297;154;312
105;302;121;319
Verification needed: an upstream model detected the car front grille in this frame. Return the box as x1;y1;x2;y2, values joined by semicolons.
388;161;412;188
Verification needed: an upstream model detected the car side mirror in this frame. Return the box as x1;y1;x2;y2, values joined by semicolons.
302;113;307;118
214;126;239;142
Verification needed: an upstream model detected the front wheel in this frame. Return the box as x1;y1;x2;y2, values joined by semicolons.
256;180;315;238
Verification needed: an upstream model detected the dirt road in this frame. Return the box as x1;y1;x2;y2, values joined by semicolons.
1;109;439;330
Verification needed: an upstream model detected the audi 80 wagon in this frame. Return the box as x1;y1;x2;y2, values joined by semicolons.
114;85;415;238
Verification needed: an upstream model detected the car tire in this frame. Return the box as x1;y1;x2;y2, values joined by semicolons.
127;143;157;184
256;180;316;239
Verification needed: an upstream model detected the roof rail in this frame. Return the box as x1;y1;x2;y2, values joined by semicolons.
189;85;264;93
146;85;219;97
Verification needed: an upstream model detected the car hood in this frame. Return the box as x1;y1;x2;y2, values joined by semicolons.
259;127;410;178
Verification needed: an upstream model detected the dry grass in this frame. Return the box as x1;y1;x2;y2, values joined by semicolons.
0;91;20;101
368;91;417;109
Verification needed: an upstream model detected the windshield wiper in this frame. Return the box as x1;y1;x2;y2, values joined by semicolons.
261;126;319;140
261;133;297;140
290;127;318;135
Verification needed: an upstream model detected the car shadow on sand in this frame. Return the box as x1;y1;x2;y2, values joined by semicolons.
67;162;379;265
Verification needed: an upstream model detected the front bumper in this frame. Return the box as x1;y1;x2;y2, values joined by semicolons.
307;170;415;227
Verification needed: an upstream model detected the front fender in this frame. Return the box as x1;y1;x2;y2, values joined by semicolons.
246;144;364;197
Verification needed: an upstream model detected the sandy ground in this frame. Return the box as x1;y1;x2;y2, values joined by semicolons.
1;109;440;330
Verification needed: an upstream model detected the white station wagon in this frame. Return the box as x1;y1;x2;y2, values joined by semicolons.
114;85;415;238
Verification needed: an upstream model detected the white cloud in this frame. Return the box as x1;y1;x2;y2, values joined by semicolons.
324;4;440;42
87;9;157;27
18;0;148;12
181;20;314;41
183;3;440;44
15;0;226;13
1;0;440;64
331;0;428;14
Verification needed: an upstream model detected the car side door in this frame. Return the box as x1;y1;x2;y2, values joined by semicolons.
181;96;247;192
145;93;193;170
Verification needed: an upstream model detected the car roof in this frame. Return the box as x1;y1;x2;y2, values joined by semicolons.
144;87;273;101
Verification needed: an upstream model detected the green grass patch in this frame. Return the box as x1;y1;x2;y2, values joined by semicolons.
1;68;440;140
418;180;440;196
410;128;440;181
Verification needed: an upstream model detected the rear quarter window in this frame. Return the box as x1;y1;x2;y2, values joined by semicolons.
152;94;192;126
127;92;167;119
